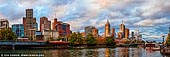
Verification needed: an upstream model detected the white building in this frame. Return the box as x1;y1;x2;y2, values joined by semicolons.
42;30;59;41
0;19;9;30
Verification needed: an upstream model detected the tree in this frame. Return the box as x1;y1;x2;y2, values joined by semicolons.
76;32;83;44
166;34;170;46
69;32;77;45
0;29;17;41
86;34;96;44
105;36;116;46
68;32;83;45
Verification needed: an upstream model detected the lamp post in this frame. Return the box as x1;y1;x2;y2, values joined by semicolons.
162;34;165;48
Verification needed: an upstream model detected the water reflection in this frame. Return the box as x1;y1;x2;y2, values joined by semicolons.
0;47;165;57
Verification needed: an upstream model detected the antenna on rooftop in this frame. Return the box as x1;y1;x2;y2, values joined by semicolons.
55;13;56;18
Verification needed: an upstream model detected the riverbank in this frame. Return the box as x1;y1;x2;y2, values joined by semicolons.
0;44;116;49
0;47;164;57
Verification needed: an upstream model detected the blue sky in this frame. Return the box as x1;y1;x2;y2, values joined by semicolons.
0;0;170;42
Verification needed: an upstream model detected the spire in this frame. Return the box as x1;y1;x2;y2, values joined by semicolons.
122;18;124;24
55;13;56;18
106;16;109;23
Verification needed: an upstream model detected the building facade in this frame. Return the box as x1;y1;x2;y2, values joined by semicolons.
105;19;110;37
120;20;125;38
0;19;9;30
23;9;37;40
42;30;59;41
125;28;129;39
52;18;57;30
85;26;98;37
55;23;72;37
12;24;24;38
40;16;51;32
111;28;116;38
118;32;123;39
85;26;95;36
92;28;99;38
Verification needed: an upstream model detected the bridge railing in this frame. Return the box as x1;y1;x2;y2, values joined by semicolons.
0;41;46;45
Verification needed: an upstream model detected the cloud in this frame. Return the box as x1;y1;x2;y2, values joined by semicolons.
134;18;170;26
140;0;170;18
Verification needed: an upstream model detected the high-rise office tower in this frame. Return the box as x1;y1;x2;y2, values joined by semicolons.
55;22;72;37
120;19;125;38
131;31;135;38
52;18;58;30
111;28;115;38
92;27;98;37
40;16;51;32
118;32;123;39
105;19;110;37
12;24;24;38
85;26;98;37
23;9;37;40
85;26;95;36
125;28;129;39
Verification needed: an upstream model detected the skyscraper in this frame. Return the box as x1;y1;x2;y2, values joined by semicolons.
55;22;72;37
105;19;110;37
40;16;51;32
125;28;129;39
52;18;62;30
92;27;98;38
85;26;98;37
130;31;135;39
111;28;115;38
118;32;123;39
12;24;24;38
52;18;58;30
0;19;9;30
85;26;95;36
120;19;125;38
23;9;37;40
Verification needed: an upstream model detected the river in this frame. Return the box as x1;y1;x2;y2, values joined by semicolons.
0;47;167;57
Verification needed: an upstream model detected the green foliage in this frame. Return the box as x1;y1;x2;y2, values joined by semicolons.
76;33;83;44
105;36;116;45
166;34;170;46
0;29;17;40
69;32;83;45
86;34;96;44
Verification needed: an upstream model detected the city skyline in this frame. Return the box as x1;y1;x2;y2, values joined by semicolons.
0;0;170;42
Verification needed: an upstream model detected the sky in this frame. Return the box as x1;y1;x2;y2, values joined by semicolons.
0;0;170;42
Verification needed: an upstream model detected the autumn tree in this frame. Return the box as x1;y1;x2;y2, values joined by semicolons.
86;34;96;45
0;29;17;41
105;36;116;46
69;32;83;45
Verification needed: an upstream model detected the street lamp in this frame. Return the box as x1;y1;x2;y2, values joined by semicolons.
162;34;165;48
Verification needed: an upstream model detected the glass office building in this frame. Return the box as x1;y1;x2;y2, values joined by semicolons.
12;24;24;38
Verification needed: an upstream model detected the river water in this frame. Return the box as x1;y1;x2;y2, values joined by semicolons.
0;47;167;57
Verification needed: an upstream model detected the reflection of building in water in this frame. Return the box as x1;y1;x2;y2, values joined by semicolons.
105;48;109;57
124;48;129;57
115;48;129;57
51;49;70;57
